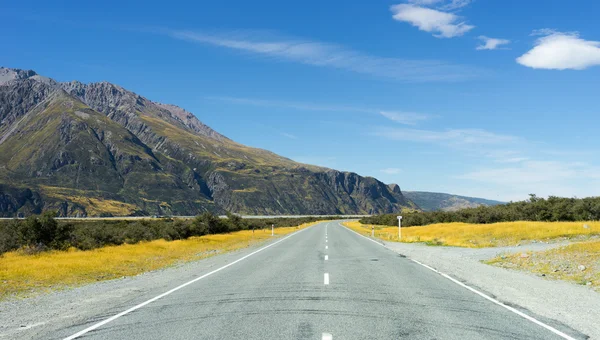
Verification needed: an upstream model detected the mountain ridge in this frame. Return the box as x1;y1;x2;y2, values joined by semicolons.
0;66;416;216
403;191;504;212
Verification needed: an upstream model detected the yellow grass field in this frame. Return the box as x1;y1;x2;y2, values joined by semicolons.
343;220;600;248
487;240;600;290
0;222;319;299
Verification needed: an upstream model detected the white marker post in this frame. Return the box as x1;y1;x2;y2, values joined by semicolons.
397;216;403;241
371;225;375;237
271;224;274;236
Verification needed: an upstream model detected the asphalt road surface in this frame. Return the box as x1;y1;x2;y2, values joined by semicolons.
52;222;579;340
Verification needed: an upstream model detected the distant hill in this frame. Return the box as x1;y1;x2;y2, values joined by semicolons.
403;191;504;212
0;67;416;217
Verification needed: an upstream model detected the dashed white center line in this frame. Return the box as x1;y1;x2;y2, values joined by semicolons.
324;255;329;261
326;245;328;250
324;273;330;285
326;240;328;243
322;332;333;340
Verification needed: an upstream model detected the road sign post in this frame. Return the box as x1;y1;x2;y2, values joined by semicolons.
397;216;403;241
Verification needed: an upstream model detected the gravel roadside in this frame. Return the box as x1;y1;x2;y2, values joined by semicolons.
0;237;283;340
381;239;600;339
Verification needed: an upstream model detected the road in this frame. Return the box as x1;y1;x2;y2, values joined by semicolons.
50;221;579;340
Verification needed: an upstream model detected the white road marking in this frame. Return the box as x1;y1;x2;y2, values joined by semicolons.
339;223;578;340
62;226;315;340
322;332;333;340
325;255;329;261
326;239;328;243
324;273;330;285
326;245;328;250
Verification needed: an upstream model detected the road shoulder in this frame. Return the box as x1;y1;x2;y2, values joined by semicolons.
381;240;600;339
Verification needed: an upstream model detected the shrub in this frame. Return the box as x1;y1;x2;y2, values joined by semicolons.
361;195;600;227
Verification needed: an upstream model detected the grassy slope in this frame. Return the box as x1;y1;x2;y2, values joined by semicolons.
343;221;600;247
487;240;600;290
0;92;218;216
0;221;319;299
344;220;600;289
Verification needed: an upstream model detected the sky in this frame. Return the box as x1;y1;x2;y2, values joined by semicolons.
2;0;600;202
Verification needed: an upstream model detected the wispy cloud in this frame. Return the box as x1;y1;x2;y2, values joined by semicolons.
280;132;298;140
381;168;402;174
476;36;510;50
439;0;473;10
407;0;473;11
207;96;372;113
390;3;474;38
495;157;529;163
458;161;600;185
373;127;518;145
163;29;482;81
208;96;433;125
379;111;431;125
517;30;600;70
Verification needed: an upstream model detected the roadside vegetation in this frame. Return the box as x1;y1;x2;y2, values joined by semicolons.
344;220;600;247
0;212;336;255
361;195;600;227
0;222;319;299
486;240;600;291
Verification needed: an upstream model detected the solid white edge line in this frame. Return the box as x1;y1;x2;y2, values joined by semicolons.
324;273;330;285
62;225;316;340
338;223;577;340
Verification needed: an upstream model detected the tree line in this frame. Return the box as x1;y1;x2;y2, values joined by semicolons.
0;212;337;255
360;195;600;227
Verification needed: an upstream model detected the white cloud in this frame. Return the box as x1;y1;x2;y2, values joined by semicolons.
373;127;518;145
439;0;473;11
390;4;474;38
407;0;472;10
476;36;510;50
381;168;402;174
495;157;529;164
165;29;481;81
280;132;298;140
408;0;443;6
379;111;431;125
517;30;600;70
456;161;600;201
459;161;600;188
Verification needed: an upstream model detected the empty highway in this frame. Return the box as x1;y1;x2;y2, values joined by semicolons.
49;222;580;340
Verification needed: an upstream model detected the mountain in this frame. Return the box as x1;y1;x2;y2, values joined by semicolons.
402;191;504;212
0;67;416;217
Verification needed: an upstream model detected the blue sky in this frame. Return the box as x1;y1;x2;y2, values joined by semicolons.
2;0;600;201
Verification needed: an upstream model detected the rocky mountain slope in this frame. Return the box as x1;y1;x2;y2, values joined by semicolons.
402;191;504;212
0;67;416;216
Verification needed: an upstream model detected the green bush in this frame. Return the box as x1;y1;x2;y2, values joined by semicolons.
0;213;337;255
361;195;600;227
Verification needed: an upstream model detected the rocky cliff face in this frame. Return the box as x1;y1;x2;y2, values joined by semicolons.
0;67;415;216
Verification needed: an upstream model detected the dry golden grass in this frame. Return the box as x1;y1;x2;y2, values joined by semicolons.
486;240;600;290
41;186;138;216
0;222;319;299
344;221;600;248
